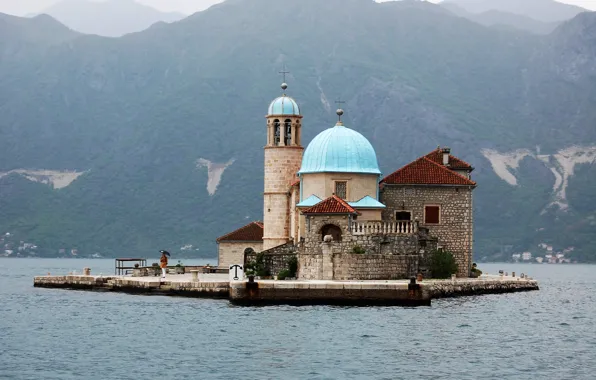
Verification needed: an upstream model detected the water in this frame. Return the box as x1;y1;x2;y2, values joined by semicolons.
0;259;595;380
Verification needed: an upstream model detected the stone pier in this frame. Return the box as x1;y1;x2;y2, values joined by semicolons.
34;274;539;306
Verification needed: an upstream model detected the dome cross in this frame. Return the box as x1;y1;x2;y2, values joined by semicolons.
335;99;346;125
279;65;290;93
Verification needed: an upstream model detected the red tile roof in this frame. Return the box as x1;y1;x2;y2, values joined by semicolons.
381;157;477;186
425;148;473;170
216;221;264;242
303;195;358;214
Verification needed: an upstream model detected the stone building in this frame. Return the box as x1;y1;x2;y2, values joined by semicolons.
379;149;476;276
216;222;263;269
217;81;477;279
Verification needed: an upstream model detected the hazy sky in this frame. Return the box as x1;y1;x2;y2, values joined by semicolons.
0;0;595;16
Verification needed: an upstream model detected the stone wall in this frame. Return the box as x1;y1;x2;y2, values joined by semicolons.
380;185;474;277
302;214;420;256
298;254;323;280
245;243;298;277
297;253;419;280
333;254;419;280
218;241;263;268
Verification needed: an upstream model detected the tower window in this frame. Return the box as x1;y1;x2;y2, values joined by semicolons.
273;119;281;146
335;181;347;199
284;119;292;146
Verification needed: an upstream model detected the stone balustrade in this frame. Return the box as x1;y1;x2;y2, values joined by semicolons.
350;220;417;235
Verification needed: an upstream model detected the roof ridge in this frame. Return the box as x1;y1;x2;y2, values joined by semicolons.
303;195;357;214
216;221;264;242
424;148;473;169
381;156;477;186
421;157;476;185
332;194;356;213
380;157;420;183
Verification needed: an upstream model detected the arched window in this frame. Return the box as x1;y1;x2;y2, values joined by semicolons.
284;119;292;146
273;119;281;146
243;247;255;265
321;224;342;242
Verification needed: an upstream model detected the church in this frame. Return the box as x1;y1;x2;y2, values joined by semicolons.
217;82;477;279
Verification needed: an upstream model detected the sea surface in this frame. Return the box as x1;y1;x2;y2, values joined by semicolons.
0;259;595;380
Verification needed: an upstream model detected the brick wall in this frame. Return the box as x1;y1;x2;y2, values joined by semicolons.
333;254;420;280
302;214;421;256
245;243;298;277
380;185;474;276
298;253;419;280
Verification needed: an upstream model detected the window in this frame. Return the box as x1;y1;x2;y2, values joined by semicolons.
396;211;411;221
284;119;292;146
273;119;281;145
334;181;347;199
424;206;440;224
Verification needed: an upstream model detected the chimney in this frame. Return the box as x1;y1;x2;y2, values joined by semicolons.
442;147;451;166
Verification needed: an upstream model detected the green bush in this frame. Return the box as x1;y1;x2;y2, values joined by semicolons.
278;269;291;280
430;249;458;279
287;256;298;277
352;245;366;254
245;252;270;277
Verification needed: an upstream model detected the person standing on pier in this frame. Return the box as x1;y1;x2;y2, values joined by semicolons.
159;250;170;279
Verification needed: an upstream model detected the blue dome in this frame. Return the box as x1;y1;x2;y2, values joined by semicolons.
299;124;381;175
268;96;300;116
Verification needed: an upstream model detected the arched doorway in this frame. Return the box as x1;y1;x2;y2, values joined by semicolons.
243;247;255;265
321;224;342;242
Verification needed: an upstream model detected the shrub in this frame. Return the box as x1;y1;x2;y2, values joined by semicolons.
245;252;270;277
352;245;366;254
287;256;298;277
278;269;291;280
430;249;458;279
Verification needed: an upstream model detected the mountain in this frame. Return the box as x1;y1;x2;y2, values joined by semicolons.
38;0;186;37
1;0;595;262
442;0;588;23
0;12;78;45
0;12;79;72
441;3;560;34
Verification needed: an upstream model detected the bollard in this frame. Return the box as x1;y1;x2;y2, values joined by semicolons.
408;276;420;294
512;272;516;277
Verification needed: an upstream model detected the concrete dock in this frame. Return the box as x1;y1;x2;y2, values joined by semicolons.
34;273;539;306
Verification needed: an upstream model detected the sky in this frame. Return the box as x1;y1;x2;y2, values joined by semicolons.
0;0;595;16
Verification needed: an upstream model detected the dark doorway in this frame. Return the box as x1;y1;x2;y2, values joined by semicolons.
396;211;411;221
321;224;342;242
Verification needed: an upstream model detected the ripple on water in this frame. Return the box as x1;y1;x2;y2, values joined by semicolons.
1;260;596;379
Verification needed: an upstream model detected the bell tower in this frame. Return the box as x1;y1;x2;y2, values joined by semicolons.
263;80;304;250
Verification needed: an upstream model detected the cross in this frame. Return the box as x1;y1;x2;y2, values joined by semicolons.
279;65;290;83
335;99;346;122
